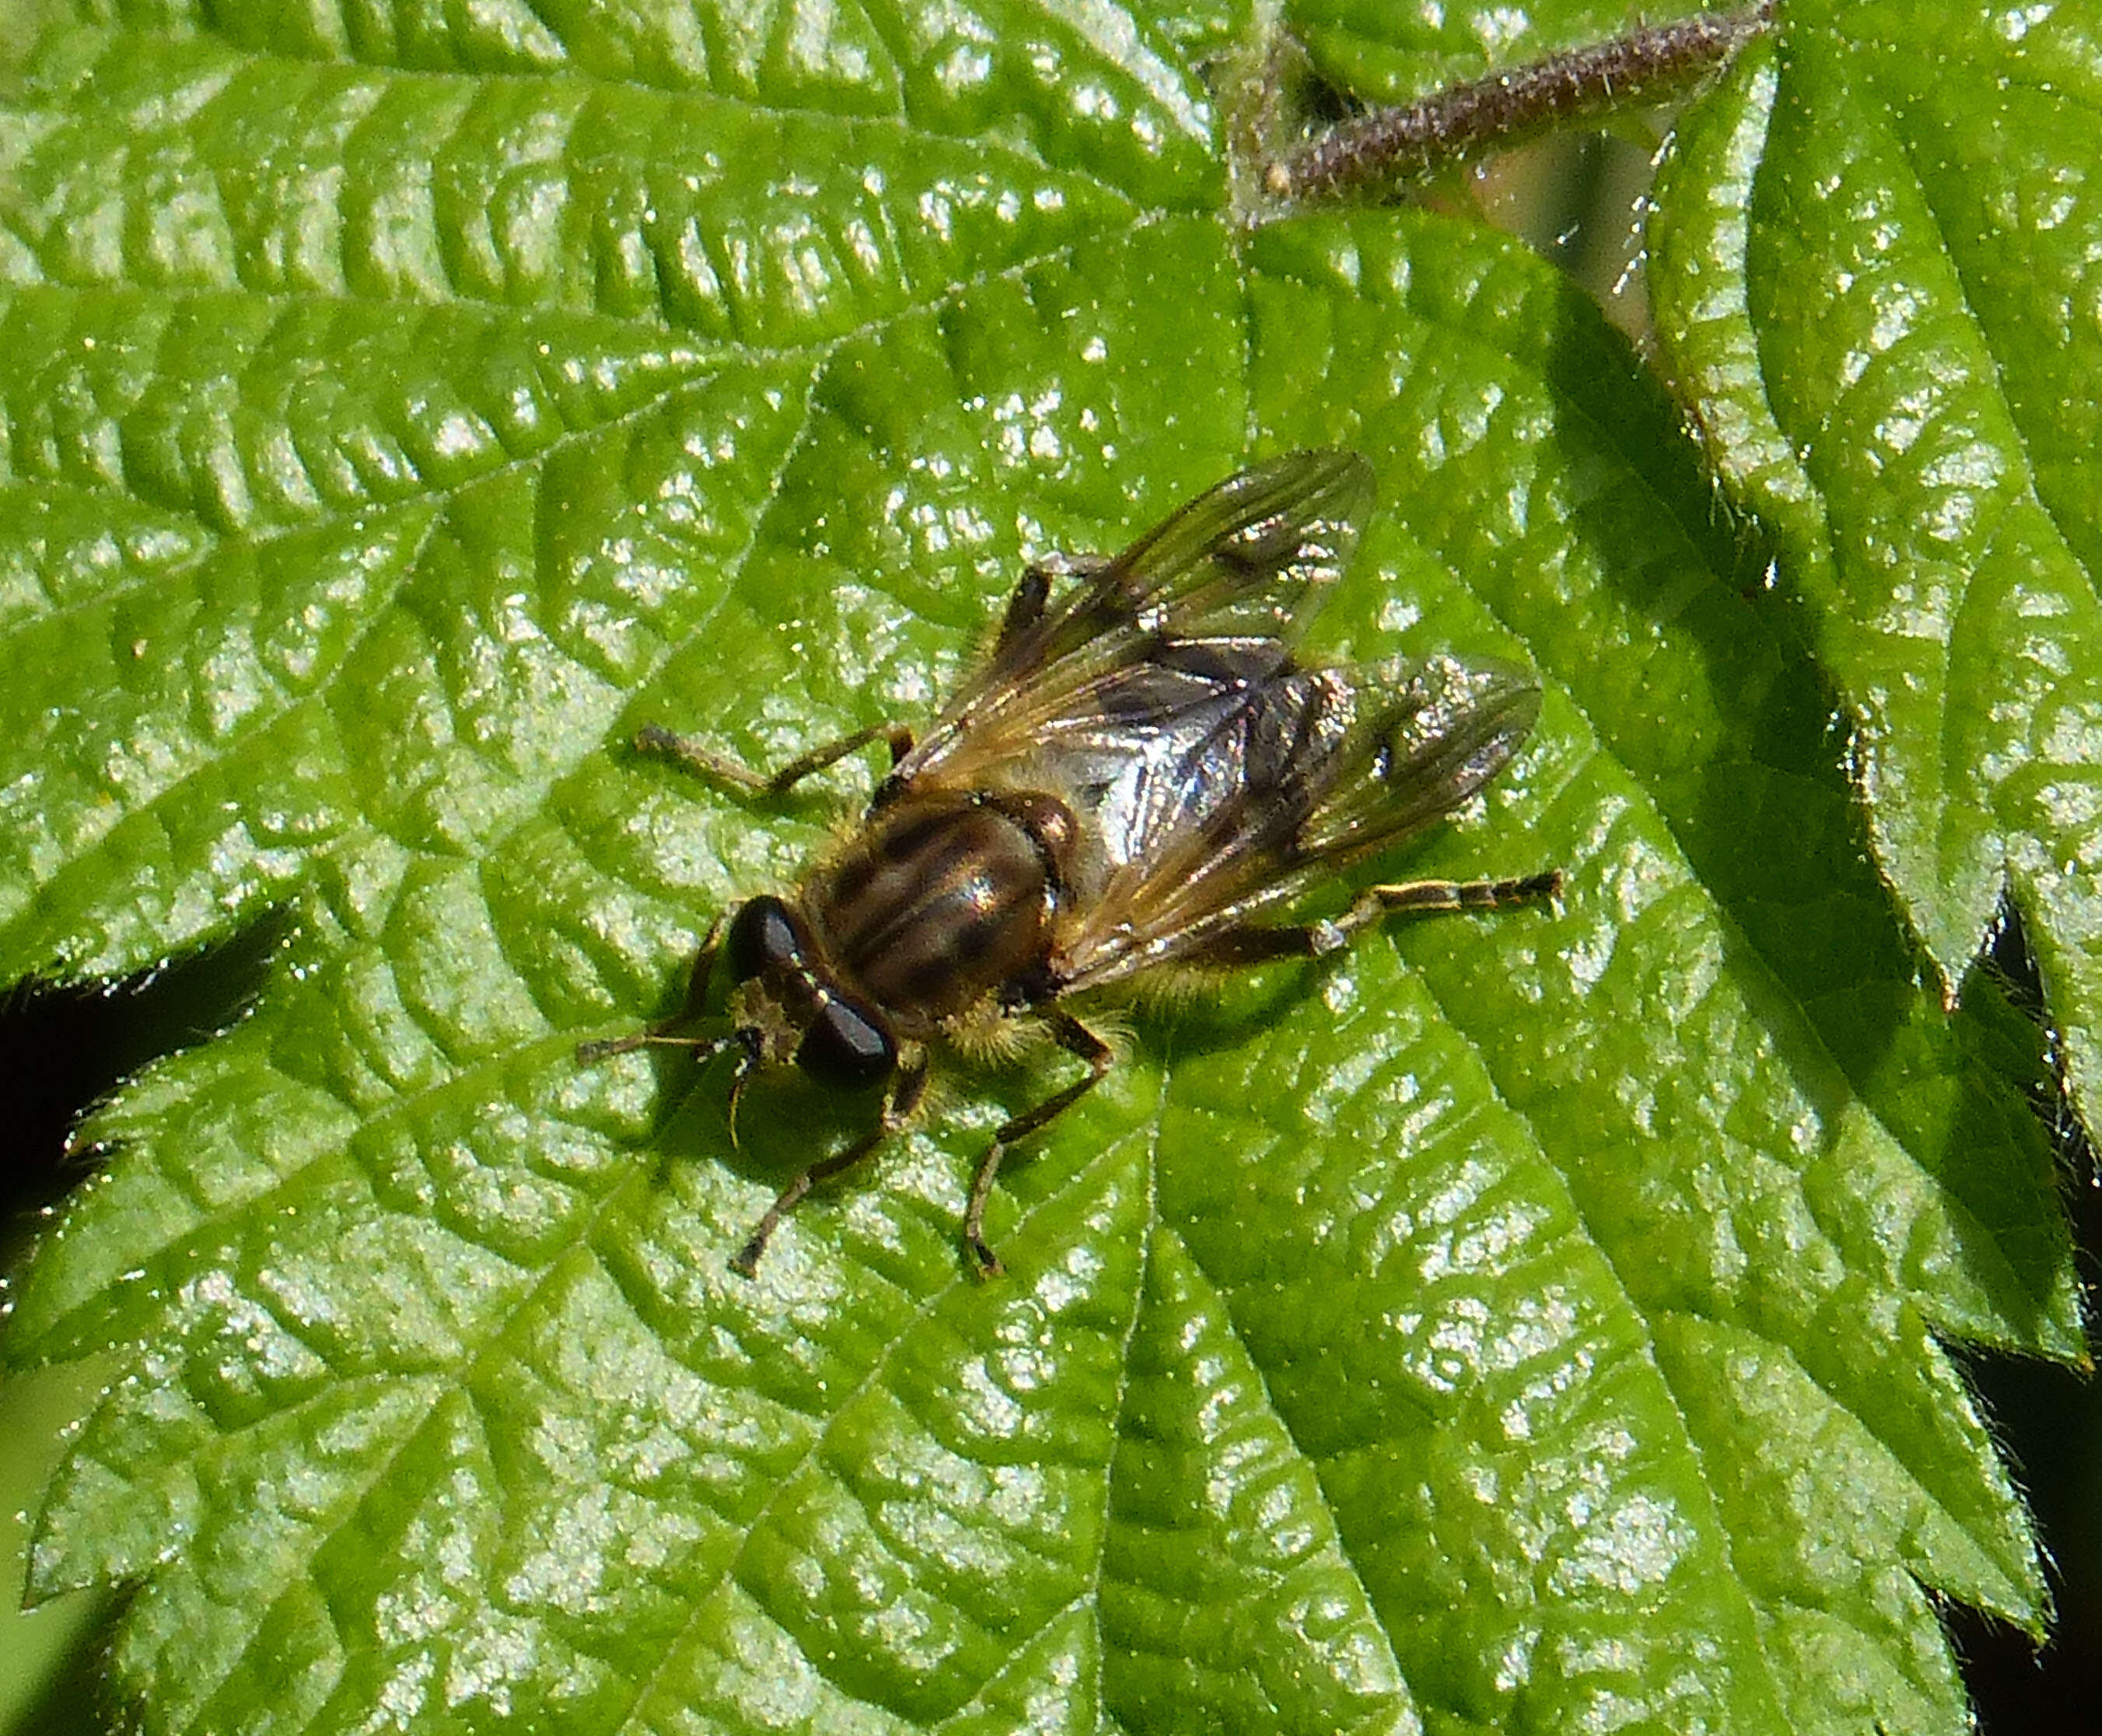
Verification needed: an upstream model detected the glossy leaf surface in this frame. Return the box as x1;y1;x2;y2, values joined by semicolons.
1650;0;2102;1124
0;2;2083;1733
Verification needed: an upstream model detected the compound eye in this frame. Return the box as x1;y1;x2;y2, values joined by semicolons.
724;896;804;984
796;997;896;1091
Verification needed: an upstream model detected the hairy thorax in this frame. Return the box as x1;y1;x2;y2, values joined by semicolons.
801;789;1074;1035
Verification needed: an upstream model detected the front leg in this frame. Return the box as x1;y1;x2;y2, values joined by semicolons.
732;1049;931;1277
634;719;915;796
964;1008;1114;1279
577;914;732;1061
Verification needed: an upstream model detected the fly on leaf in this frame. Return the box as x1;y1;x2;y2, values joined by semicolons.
582;450;1560;1277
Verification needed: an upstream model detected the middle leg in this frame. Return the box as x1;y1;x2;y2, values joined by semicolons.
964;1009;1114;1279
635;719;915;796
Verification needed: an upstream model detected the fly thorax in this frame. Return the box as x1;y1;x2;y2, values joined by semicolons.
804;789;1068;1030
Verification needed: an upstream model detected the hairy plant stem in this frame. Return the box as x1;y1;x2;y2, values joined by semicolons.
1264;3;1775;203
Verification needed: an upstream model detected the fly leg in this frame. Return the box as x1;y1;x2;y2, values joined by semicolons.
992;552;1111;653
577;915;731;1062
632;719;915;796
964;1010;1114;1279
733;1052;930;1277
1189;869;1564;968
1351;870;1565;921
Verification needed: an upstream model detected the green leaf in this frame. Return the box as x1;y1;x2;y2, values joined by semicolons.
1649;0;2102;1125
0;3;2081;1734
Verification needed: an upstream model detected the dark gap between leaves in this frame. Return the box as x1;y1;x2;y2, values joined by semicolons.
0;919;287;1261
1955;899;2102;1736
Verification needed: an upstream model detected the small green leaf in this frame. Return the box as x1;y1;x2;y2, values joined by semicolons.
1649;0;2102;1123
0;2;2083;1733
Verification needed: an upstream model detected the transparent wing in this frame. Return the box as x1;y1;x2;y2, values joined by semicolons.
1298;657;1544;863
1059;656;1544;989
893;450;1375;791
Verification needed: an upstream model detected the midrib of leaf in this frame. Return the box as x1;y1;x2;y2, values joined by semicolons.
1077;1087;1159;1736
1091;1218;1423;1733
626;1135;1149;1734
1651;48;1821;539
1850;55;2042;916
618;1128;1155;1730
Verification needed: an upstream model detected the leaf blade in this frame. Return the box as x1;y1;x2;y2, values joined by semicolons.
1649;0;2102;1123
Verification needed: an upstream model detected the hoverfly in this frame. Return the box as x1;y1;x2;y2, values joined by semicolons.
583;450;1559;1277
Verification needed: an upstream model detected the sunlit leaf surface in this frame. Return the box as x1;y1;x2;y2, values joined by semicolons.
0;1;2082;1731
1650;0;2102;1125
